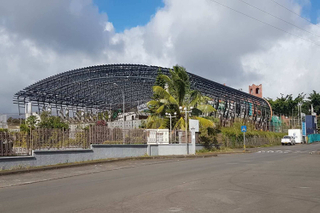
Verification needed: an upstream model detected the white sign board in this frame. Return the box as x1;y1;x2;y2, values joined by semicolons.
189;119;199;132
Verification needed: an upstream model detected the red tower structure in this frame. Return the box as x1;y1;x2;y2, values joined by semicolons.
249;84;262;98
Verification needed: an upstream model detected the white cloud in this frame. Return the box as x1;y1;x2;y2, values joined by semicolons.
0;0;319;113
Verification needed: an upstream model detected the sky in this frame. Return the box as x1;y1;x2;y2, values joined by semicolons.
93;0;164;32
1;0;320;114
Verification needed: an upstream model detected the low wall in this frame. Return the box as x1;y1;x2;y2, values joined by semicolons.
148;144;204;156
0;144;205;170
158;144;188;156
92;144;148;159
196;144;205;151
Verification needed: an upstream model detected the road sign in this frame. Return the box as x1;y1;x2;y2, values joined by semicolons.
302;122;306;136
189;119;199;132
241;125;247;151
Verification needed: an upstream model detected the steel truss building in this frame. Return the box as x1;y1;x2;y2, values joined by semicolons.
14;64;271;129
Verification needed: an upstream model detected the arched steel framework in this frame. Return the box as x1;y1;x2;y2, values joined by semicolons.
14;64;271;129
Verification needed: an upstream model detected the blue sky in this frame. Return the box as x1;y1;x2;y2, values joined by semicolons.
303;0;320;23
94;0;164;32
94;0;320;32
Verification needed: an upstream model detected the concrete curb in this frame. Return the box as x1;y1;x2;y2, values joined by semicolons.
199;150;252;155
0;154;218;176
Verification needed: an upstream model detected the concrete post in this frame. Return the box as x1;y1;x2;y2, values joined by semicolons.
147;144;151;156
190;128;196;155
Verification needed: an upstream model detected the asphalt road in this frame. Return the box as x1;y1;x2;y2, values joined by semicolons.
0;143;320;213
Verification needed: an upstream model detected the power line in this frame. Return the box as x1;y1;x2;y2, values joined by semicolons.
238;0;320;39
208;0;320;47
269;0;320;28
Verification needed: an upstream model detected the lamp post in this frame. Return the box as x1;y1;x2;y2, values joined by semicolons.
298;102;302;128
179;106;193;144
113;83;125;144
165;112;177;143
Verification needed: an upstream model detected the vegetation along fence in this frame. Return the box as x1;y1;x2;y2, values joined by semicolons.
220;132;286;149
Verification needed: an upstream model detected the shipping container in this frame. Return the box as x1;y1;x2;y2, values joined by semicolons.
306;115;317;135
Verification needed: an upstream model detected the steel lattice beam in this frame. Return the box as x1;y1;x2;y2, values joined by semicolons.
13;64;271;127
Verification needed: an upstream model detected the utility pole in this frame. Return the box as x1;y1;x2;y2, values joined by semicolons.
179;106;193;153
165;112;177;143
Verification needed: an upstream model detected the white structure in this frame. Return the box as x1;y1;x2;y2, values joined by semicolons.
288;129;303;143
0;114;8;129
146;129;169;144
107;120;145;129
24;102;41;122
116;112;148;121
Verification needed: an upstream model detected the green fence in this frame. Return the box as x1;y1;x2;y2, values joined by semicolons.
307;134;320;143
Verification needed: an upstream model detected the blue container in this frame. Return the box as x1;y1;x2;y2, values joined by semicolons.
306;115;317;135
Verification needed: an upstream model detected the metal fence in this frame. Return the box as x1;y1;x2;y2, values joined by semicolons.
0;132;30;156
89;126;148;144
0;127;285;156
0;127;168;157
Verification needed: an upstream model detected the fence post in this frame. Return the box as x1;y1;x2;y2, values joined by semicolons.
0;133;3;156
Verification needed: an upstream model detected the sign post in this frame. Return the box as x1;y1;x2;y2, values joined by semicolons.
189;119;199;155
241;125;247;151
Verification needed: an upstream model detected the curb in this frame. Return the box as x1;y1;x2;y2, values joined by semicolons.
0;154;218;176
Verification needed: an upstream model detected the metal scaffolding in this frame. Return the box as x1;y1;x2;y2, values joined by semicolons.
13;64;271;129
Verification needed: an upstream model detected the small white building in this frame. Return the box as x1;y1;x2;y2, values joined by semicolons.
107;120;145;129
146;129;169;144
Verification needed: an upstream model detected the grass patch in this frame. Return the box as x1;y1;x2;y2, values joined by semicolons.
196;147;235;154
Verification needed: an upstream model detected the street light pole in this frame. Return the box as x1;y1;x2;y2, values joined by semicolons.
179;106;193;144
165;112;177;143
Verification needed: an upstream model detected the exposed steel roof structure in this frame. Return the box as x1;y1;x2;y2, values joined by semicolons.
14;64;271;128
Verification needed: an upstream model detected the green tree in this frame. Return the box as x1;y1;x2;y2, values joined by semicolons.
146;65;216;130
307;90;320;115
20;115;39;132
0;128;8;133
26;115;38;129
38;111;69;129
268;93;305;116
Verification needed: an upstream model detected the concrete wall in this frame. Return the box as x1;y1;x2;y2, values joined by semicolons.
0;150;95;170
148;144;204;156
196;144;205;151
157;144;188;156
92;144;148;159
0;144;205;170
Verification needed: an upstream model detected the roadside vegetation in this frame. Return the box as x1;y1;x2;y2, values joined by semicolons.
20;111;69;133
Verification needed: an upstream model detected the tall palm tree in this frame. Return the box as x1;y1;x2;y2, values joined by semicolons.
147;65;216;130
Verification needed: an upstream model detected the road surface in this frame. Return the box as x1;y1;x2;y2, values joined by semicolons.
0;143;320;213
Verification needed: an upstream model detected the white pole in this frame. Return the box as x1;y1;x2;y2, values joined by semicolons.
185;110;188;144
169;114;172;144
243;132;246;151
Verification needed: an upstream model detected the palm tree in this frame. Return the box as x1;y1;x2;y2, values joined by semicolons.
146;65;216;130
